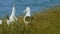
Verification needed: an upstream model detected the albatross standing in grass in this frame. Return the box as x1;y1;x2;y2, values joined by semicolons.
23;7;33;26
6;5;18;26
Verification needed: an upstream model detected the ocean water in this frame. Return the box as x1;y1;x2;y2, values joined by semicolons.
0;0;60;17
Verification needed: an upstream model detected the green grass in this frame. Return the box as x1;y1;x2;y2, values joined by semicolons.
0;6;60;34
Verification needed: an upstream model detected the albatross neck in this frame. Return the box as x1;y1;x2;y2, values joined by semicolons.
11;6;15;15
26;11;31;16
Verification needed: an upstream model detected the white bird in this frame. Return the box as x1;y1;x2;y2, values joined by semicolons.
6;5;18;26
0;20;2;25
23;7;33;25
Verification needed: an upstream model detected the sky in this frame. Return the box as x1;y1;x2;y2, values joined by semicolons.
0;0;60;17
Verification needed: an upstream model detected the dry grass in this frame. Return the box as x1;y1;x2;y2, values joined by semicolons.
0;6;60;34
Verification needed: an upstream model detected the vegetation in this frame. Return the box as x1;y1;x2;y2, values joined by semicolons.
0;6;60;34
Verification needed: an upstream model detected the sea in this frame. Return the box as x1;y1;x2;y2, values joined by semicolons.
0;0;60;18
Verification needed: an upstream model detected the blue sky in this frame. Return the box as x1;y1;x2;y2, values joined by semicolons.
0;0;60;17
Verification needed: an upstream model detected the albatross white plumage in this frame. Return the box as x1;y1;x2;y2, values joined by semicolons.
0;20;2;25
6;5;18;26
23;7;31;25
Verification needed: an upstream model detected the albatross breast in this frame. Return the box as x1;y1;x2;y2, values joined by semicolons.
25;16;34;22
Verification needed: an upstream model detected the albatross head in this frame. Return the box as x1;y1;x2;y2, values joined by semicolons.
23;7;30;13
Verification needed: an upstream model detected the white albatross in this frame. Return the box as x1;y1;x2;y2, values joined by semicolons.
6;5;18;26
23;7;33;25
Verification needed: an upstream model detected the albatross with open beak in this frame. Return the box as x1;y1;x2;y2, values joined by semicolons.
23;7;33;26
